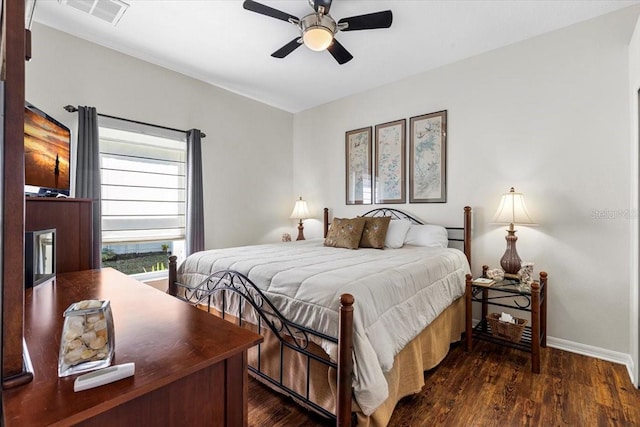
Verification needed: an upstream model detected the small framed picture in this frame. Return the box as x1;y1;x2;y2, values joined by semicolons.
409;110;447;203
345;127;372;205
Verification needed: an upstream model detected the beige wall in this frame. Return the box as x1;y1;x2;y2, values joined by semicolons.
628;12;640;385
26;23;294;249
293;6;640;368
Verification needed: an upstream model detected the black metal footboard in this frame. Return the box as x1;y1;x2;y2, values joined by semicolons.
171;267;340;421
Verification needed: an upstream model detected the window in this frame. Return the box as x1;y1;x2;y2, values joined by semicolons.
98;116;186;277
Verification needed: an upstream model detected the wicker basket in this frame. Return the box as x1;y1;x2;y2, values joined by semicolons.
486;313;527;342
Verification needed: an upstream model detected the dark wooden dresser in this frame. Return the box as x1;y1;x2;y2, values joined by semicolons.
2;268;263;426
25;197;94;273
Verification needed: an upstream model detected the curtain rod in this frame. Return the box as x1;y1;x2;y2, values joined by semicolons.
63;105;206;138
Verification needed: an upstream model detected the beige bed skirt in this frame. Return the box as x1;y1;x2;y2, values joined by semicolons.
353;296;465;426
202;296;464;427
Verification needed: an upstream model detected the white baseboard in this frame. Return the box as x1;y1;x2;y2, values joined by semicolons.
470;319;636;386
546;336;636;386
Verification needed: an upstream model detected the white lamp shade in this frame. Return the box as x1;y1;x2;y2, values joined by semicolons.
289;197;310;220
492;187;537;225
303;26;333;51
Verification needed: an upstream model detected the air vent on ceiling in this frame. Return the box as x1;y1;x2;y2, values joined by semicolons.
58;0;130;25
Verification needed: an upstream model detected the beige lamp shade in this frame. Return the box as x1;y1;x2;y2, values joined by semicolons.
492;187;537;226
289;197;310;220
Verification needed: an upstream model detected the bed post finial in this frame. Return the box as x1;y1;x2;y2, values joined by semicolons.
168;255;178;296
324;208;329;238
464;206;472;268
337;293;354;427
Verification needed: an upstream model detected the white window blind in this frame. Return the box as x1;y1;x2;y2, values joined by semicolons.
99;116;187;244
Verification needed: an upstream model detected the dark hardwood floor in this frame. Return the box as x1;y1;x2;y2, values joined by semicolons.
248;340;640;426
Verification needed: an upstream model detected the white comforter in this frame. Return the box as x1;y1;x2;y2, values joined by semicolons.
177;239;470;415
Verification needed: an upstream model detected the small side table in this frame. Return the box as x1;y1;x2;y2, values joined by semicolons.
465;266;548;373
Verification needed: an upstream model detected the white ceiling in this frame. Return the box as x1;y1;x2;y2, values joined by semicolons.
33;0;640;113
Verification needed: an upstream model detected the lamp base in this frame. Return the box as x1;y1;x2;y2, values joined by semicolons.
296;221;305;241
500;229;521;275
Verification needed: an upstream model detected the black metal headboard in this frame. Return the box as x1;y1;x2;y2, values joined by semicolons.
360;208;423;224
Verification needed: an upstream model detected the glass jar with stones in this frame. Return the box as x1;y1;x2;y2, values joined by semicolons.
58;299;115;377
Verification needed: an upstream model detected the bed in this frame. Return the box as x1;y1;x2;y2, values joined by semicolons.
167;207;472;426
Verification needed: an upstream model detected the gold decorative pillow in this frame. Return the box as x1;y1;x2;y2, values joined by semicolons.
359;216;391;249
324;217;366;249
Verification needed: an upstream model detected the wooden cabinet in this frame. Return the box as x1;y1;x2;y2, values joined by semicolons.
25;197;94;273
2;268;263;426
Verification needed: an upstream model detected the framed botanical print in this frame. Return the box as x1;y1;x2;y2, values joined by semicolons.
345;127;372;205
374;119;406;204
409;110;447;203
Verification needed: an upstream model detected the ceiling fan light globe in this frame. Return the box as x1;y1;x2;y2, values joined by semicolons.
303;26;333;51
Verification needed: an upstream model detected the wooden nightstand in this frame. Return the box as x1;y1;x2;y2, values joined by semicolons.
465;266;548;373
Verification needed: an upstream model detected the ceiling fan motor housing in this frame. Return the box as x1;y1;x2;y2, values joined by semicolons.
300;13;336;51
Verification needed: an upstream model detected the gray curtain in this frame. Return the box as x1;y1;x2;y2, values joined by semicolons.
186;129;204;255
75;106;102;268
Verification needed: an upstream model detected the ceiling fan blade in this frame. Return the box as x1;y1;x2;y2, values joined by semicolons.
313;0;333;14
271;38;303;58
327;39;353;65
243;0;298;23
338;10;393;31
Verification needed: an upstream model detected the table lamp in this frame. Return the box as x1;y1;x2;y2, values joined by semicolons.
492;187;537;276
289;197;310;241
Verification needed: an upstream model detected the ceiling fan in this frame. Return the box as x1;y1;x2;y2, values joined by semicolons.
242;0;393;65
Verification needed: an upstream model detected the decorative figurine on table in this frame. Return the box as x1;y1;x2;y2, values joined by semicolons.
282;233;292;242
518;262;535;292
486;268;505;281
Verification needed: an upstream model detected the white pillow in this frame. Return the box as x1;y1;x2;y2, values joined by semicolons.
384;220;412;248
404;224;449;248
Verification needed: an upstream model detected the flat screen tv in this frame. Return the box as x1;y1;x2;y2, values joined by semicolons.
24;103;71;196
